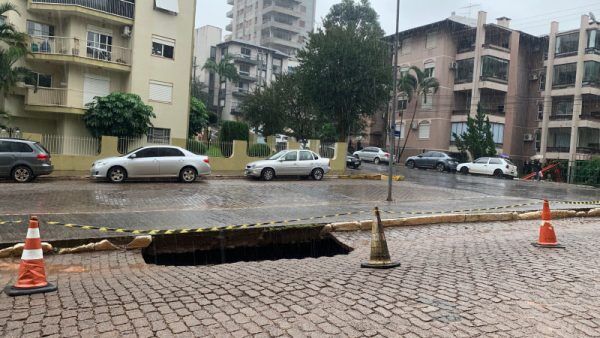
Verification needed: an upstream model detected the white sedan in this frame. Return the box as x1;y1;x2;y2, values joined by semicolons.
91;146;211;183
456;157;518;178
245;150;330;181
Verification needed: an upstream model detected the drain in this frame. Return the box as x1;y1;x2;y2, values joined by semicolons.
142;224;352;266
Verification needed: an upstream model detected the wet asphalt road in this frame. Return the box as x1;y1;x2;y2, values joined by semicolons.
0;164;597;244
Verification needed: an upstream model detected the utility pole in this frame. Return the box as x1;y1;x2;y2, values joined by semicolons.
387;0;400;202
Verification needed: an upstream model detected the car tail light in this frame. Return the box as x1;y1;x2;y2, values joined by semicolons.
203;158;210;164
385;152;390;157
37;153;49;160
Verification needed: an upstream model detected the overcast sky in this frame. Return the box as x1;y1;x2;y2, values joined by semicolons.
196;0;600;37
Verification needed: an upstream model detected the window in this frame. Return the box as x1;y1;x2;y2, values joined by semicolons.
239;64;250;75
241;47;251;58
584;61;600;84
154;0;179;14
553;99;574;116
159;147;184;157
426;32;437;49
455;58;474;83
400;38;411;55
284;151;297;161
588;30;600;51
10;142;33;153
221;47;228;56
537;102;544;120
135;148;159;158
27;21;54;37
451;122;467;141
395;122;405;139
87;31;112;61
474;158;489;164
149;81;173;103
555;32;579;55
539;73;546;91
535;129;541;151
422;151;435;157
418;121;430;139
490;123;504;144
25;73;52;88
424;63;435;78
552;63;577;87
481;56;508;82
152;36;175;59
147;128;171;144
210;46;217;60
420;91;433;109
299;151;313;161
489;158;502;165
397;99;407;111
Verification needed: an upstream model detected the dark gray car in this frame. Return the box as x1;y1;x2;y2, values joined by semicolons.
0;139;54;182
405;151;459;172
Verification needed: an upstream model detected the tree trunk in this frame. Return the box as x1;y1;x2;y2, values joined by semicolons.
398;98;419;161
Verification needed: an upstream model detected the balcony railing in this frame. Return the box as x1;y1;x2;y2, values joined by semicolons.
29;35;132;66
550;114;573;120
26;87;67;106
452;109;469;115
580;111;600;120
547;146;570;153
31;0;135;19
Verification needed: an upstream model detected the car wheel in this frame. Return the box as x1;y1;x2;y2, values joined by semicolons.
460;167;469;175
107;166;126;183
373;157;380;165
179;167;197;183
261;168;275;181
436;163;446;172
311;168;325;181
493;169;504;178
406;160;415;169
12;166;33;183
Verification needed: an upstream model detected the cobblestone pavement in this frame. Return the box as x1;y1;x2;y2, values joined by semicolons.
1;175;599;244
1;218;599;337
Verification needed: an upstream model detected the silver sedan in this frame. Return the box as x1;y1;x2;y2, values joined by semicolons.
245;150;330;181
90;146;211;183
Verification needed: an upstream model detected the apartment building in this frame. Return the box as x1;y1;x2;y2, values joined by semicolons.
212;39;289;121
1;0;196;141
225;0;315;57
539;14;600;176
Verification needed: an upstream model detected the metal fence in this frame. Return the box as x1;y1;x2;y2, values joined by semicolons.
319;142;336;159
41;134;100;156
31;0;135;19
186;139;233;158
246;142;273;158
118;136;170;154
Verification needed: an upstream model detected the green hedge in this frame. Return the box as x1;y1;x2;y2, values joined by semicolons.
219;121;249;142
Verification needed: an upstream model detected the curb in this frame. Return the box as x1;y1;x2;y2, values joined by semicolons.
325;207;600;232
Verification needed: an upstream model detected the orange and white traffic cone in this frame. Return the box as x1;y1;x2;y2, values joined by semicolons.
4;216;57;296
532;200;565;248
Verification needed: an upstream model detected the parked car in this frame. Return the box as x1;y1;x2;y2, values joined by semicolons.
456;157;518;178
352;147;391;164
90;146;211;183
0;138;54;183
405;151;459;172
245;150;330;181
347;152;361;169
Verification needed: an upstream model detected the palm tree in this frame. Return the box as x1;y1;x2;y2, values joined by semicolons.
202;54;240;122
0;2;32;98
396;66;439;160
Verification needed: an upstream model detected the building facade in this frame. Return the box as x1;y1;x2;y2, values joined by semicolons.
1;0;196;141
369;11;593;167
539;14;600;176
225;0;315;57
213;39;289;121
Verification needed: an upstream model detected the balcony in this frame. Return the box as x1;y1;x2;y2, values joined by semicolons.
452;109;469;115
29;0;134;24
238;73;257;82
226;10;233;18
550;114;572;121
227;0;233;4
225;23;232;32
229;54;259;65
27;36;132;72
262;36;298;49
232;88;250;97
25;87;85;114
262;19;303;34
262;4;301;18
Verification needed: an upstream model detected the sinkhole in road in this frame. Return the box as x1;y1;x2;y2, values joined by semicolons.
142;225;352;266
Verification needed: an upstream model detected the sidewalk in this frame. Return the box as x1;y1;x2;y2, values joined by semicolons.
1;218;599;337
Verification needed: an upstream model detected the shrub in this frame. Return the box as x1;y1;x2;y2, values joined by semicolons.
219;121;249;142
248;143;272;157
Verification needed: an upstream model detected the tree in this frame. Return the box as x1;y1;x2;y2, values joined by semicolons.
0;110;9;129
189;97;212;137
83;93;155;138
240;84;285;137
0;2;33;97
272;73;320;142
202;55;239;83
453;103;497;160
396;66;440;159
298;0;391;141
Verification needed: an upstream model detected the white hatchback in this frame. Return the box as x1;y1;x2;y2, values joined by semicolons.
456;157;518;178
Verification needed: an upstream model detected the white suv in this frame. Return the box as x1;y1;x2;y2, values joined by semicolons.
457;157;518;178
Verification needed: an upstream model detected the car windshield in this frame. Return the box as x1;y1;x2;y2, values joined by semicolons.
267;151;287;160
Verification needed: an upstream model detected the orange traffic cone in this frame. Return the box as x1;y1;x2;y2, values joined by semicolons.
532;200;565;249
4;216;57;296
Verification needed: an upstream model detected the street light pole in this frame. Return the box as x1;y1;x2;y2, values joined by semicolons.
387;0;400;202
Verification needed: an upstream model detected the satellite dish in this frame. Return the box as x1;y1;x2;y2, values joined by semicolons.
590;12;598;24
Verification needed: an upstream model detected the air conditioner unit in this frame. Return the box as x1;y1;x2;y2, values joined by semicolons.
449;62;457;70
524;133;534;142
121;26;132;38
411;121;418;130
529;73;539;81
